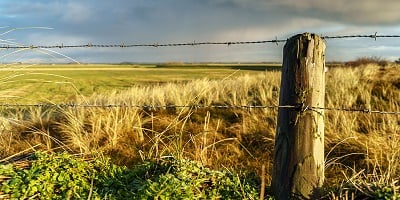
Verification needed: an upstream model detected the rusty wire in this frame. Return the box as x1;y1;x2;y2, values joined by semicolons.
0;39;286;49
0;33;399;49
0;103;399;115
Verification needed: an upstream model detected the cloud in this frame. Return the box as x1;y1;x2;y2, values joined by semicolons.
61;2;93;23
1;0;399;63
285;0;400;25
211;0;400;25
1;1;93;23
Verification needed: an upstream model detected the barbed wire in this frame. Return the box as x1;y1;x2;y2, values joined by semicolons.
0;33;399;49
0;39;286;49
0;103;286;109
321;33;400;40
0;103;399;115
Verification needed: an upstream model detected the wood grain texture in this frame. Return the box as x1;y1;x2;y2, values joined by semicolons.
272;33;326;199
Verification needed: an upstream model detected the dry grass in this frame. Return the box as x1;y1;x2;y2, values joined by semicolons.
1;64;400;197
345;56;389;67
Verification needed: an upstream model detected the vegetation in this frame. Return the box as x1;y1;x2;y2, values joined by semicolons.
0;63;271;104
0;152;261;199
1;63;400;198
345;56;389;67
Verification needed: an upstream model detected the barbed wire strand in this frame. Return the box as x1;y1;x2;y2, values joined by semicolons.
0;34;399;49
0;103;399;115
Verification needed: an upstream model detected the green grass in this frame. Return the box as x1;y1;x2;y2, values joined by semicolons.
0;63;276;104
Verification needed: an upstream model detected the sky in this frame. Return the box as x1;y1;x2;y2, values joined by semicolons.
1;0;400;63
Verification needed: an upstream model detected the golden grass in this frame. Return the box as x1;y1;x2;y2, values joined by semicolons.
1;64;399;194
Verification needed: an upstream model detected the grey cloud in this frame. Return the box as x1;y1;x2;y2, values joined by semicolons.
60;2;94;23
1;0;399;63
211;0;400;25
2;0;286;42
283;0;400;25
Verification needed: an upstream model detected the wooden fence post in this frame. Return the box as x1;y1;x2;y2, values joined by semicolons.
272;33;326;199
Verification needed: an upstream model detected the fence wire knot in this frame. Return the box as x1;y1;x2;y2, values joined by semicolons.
371;32;377;41
363;109;371;114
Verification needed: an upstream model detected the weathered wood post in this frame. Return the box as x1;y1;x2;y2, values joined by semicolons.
272;33;326;199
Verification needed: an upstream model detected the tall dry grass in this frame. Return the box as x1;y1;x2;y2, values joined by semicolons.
88;72;280;108
325;65;400;168
1;64;399;195
323;65;400;197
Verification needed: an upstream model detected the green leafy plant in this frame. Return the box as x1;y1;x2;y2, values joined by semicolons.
129;157;260;199
0;152;262;199
0;152;96;199
374;185;399;200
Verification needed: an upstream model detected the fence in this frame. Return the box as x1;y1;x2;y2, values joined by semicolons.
1;33;400;49
1;32;399;116
272;33;325;199
1;32;400;199
0;104;400;115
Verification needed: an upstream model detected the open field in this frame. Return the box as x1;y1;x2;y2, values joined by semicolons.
1;63;400;198
0;63;279;104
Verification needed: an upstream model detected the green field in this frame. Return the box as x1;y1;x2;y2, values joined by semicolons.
0;63;280;103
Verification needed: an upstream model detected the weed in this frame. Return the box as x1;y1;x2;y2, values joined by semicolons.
0;152;263;199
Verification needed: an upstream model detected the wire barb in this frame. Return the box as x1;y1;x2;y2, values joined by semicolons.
372;32;377;41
